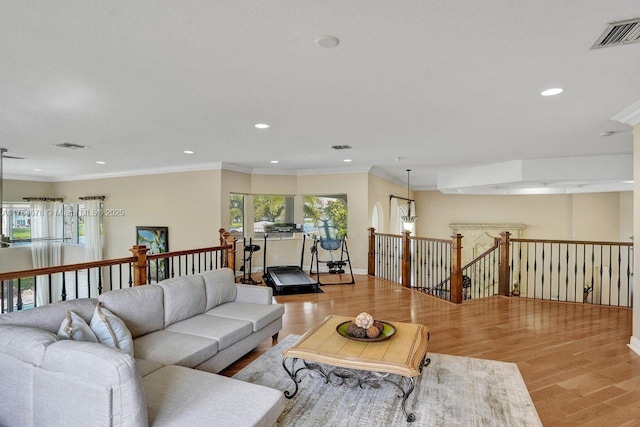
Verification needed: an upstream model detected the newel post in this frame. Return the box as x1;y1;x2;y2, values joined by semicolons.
401;230;411;288
219;228;237;271
450;233;463;304
498;231;511;296
368;227;376;276
130;245;149;286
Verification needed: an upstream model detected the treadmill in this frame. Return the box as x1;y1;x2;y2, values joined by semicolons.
261;225;319;294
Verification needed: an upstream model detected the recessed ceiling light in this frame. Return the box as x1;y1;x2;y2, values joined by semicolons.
183;150;195;154
270;160;279;164
599;131;614;137
254;123;270;129
96;161;106;165
541;88;563;96
33;168;42;172
316;35;340;48
343;159;352;162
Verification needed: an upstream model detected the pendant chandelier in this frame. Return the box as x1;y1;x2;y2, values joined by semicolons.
401;169;417;232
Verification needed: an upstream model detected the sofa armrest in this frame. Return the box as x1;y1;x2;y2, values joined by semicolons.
34;340;148;427
234;284;273;305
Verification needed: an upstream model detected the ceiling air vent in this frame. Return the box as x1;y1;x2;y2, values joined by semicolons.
591;17;640;49
330;145;352;150
55;142;88;150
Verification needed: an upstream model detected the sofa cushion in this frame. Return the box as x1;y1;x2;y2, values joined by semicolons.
159;275;206;327
57;310;98;342
0;298;97;334
205;302;285;332
201;268;237;310
143;365;285;427
166;314;253;350
133;330;218;368
135;358;164;377
90;303;134;356
0;325;58;365
98;284;164;338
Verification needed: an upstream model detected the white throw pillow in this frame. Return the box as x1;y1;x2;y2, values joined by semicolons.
90;302;134;356
57;310;98;342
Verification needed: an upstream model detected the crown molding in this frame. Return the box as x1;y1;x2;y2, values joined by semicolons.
249;168;298;176
3;173;57;182
296;166;372;176
612;100;640;126
53;162;225;182
220;162;254;174
368;166;405;186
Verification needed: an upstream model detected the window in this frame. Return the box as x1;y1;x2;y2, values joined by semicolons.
229;194;244;238
253;195;294;237
229;194;295;238
372;202;382;231
303;195;348;238
2;202;102;246
64;203;90;245
1;203;31;244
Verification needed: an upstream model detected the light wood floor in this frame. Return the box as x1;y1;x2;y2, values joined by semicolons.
221;274;640;426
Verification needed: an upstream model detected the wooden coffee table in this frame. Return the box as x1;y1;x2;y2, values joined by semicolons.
282;315;430;422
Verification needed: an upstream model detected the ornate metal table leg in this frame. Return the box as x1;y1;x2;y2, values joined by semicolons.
400;376;416;422
282;357;302;398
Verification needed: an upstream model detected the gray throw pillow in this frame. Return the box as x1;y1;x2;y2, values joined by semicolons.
90;302;134;356
57;310;98;342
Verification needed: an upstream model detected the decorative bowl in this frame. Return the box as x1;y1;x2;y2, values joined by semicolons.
336;320;397;342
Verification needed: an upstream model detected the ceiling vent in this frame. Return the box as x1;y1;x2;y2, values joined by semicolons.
55;142;88;150
591;17;640;49
330;145;352;150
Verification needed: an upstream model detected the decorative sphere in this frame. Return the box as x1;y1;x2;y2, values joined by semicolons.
346;322;359;336
355;312;374;329
352;326;367;338
366;326;381;338
373;320;385;333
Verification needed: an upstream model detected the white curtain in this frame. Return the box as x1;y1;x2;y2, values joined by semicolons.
83;199;103;297
31;200;63;306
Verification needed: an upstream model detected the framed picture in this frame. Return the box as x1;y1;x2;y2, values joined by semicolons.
136;226;169;281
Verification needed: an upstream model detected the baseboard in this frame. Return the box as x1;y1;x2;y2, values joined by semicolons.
628;336;640;357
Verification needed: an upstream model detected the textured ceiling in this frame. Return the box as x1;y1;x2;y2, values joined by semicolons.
1;1;639;192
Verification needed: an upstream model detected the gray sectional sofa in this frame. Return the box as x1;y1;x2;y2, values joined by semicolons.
0;268;286;427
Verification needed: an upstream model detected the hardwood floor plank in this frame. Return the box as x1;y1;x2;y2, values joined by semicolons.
220;275;639;426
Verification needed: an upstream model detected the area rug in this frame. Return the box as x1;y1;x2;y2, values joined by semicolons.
233;335;542;426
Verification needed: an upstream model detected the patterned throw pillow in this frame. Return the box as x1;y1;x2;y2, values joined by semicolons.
90;302;134;356
57;310;99;342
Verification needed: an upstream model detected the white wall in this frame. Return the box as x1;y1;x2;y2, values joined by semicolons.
414;190;631;241
1;171;632;276
52;170;222;259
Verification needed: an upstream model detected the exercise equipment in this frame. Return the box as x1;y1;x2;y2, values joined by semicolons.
262;232;320;294
309;219;354;285
239;238;262;285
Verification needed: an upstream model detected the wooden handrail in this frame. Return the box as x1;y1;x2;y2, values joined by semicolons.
147;245;231;260
0;244;234;283
511;238;632;246
461;238;499;270
0;256;137;282
409;236;453;244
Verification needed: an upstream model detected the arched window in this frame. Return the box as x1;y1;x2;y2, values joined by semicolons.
372;202;382;231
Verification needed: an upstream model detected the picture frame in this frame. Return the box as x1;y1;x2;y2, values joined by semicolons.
136;226;169;281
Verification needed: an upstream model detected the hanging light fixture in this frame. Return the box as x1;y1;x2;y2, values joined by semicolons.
401;169;417;232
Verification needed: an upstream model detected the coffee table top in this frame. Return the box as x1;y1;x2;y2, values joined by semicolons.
283;315;429;377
